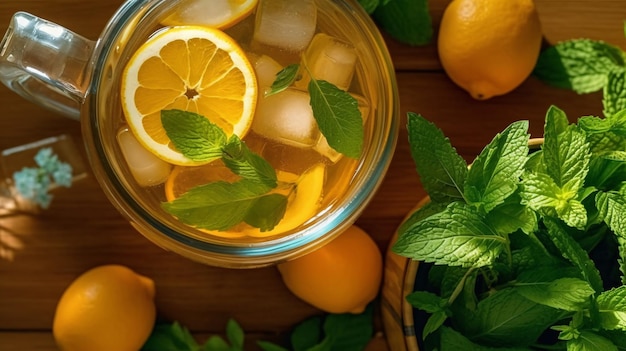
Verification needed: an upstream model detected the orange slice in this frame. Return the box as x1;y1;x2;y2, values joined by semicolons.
121;26;257;166
161;0;258;29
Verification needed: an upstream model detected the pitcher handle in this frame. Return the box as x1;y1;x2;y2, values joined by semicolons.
0;12;95;120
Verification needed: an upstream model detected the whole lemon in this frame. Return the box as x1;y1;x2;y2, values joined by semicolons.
438;0;543;100
53;264;156;351
277;225;383;314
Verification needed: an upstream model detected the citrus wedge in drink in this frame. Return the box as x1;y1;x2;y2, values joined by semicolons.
164;163;325;238
121;26;257;166
161;0;258;29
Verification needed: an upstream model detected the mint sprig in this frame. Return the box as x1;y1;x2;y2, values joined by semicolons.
267;64;364;159
395;105;626;350
160;109;287;232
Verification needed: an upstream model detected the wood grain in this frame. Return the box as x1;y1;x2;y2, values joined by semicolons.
0;0;624;350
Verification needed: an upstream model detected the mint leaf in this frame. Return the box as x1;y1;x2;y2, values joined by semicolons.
407;113;468;203
567;331;617;351
406;290;447;313
308;79;363;159
267;64;300;97
161;109;227;162
243;193;287;231
310;305;373;351
603;69;626;117
521;171;587;229
257;341;289;351
543;218;604;293
162;180;286;231
423;311;448;340
587;152;626;190
440;326;533;351
514;270;594;311
141;322;198;351
372;0;433;46
465;288;563;347
597;286;626;331
596;190;626;237
393;202;507;268
464;120;529;212
203;336;230;351
291;316;323;351
543;110;591;192
222;136;277;188
485;196;538;235
533;39;625;94
226;319;244;349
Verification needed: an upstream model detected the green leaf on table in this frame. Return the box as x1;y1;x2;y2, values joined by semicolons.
533;39;625;94
568;331;618;351
372;0;433;46
291;316;324;351
464;120;529;212
162;179;287;231
393;202;507;268
161;109;227;163
603;69;626;118
543;218;604;293
142;322;199;351
267;64;300;97
308;79;363;159
222;136;277;188
514;269;594;311
597;286;626;331
406;113;468;203
225;318;245;349
310;305;374;351
464;288;563;347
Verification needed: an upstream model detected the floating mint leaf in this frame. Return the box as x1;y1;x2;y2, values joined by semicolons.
407;113;467;203
243;193;287;232
222;136;277;189
267;64;300;97
308;79;363;159
533;39;625;94
162;179;286;231
161;109;227;163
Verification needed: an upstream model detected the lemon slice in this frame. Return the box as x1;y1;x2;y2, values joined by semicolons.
121;26;257;166
164;163;326;238
161;0;258;29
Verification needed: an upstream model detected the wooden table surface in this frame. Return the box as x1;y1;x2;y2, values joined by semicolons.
0;1;624;350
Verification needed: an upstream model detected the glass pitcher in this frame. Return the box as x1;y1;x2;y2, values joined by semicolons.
0;0;399;268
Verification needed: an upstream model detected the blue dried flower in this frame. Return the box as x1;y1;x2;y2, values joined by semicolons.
12;148;73;209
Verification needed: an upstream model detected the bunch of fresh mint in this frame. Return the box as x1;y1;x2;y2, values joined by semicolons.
393;104;626;350
141;304;373;351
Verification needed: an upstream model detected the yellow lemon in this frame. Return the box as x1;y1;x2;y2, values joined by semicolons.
121;25;257;165
438;0;543;100
277;225;383;314
161;0;258;29
53;265;156;351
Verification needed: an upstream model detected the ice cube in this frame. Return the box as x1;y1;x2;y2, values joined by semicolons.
252;0;317;53
314;94;370;163
252;88;319;148
171;0;232;25
117;128;172;187
296;33;358;91
257;134;325;174
251;54;283;93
